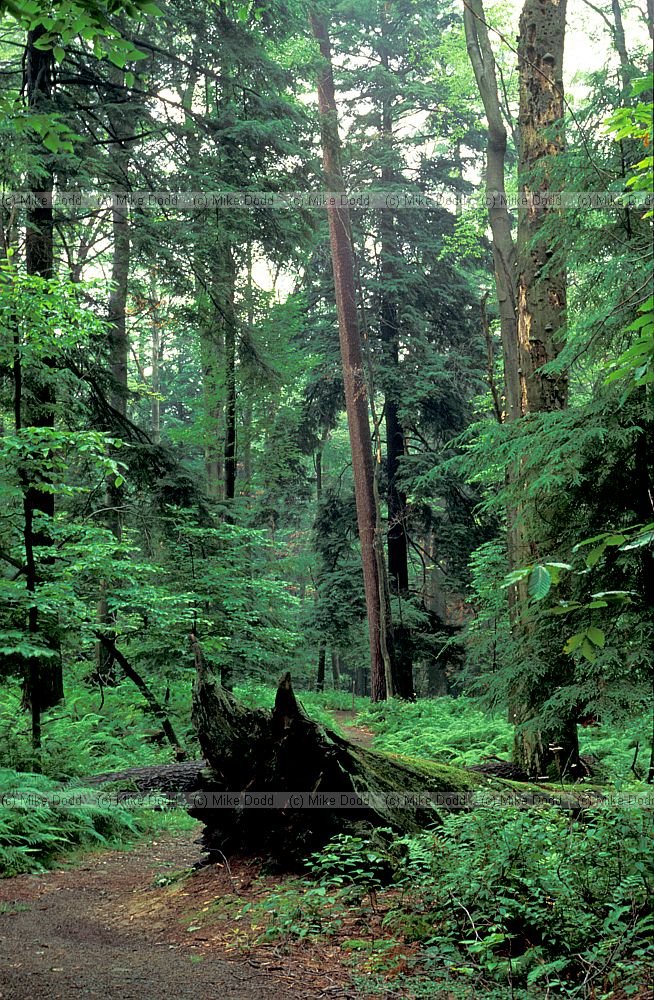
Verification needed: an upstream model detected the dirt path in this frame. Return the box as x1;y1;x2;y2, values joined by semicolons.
0;829;361;1000
330;711;375;748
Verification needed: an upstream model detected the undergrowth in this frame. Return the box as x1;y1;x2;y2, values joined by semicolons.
0;768;146;876
221;807;654;999
357;697;652;781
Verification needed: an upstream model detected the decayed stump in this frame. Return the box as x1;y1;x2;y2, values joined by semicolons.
189;650;561;864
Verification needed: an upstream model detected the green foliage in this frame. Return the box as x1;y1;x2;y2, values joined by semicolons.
357;696;514;767
0;767;144;876
0;673;196;778
378;807;654;997
357;695;650;782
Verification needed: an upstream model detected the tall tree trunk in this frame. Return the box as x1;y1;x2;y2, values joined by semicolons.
150;273;161;445
463;0;520;423
516;0;568;418
310;9;393;701
223;248;237;505
22;27;63;736
199;303;224;501
512;0;579;777
378;26;412;699
96;73;131;679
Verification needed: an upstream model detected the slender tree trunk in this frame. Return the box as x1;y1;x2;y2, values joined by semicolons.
463;0;520;422
200;307;224;500
317;645;326;692
310;9;391;701
150;273;161;445
22;27;63;733
223;248;237;505
96;73;131;679
378;34;412;699
331;650;341;689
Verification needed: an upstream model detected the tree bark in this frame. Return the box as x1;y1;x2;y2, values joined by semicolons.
316;644;326;691
511;0;579;778
22;27;63;733
516;0;568;417
463;0;521;422
95;70;132;680
331;650;341;688
150;273;162;445
223;249;237;505
310;10;391;701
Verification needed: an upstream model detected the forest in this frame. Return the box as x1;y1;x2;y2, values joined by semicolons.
0;0;653;997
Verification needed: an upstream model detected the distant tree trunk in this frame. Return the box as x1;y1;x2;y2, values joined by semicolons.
105;67;132;534
150;274;161;445
310;9;393;701
96;72;131;680
317;645;326;691
22;27;63;737
200;310;224;501
223;248;237;505
512;0;579;778
331;650;341;689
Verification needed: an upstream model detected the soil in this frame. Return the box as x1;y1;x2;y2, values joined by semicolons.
330;712;375;748
0;828;370;1000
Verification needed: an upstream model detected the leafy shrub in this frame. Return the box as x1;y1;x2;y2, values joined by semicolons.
380;806;654;996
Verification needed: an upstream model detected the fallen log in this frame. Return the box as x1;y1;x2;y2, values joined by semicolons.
189;648;584;864
83;760;206;796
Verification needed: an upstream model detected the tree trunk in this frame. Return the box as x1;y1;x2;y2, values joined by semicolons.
95;72;132;680
331;650;341;689
22;27;63;734
516;0;568;417
316;644;326;691
223;248;237;505
378;42;413;700
463;0;520;422
199;307;224;501
512;0;578;778
310;10;392;701
150;273;161;445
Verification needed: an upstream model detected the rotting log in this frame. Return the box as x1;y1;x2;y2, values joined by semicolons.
84;760;205;796
189;648;591;865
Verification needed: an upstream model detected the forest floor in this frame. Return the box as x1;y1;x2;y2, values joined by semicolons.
0;828;373;1000
0;713;398;1000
